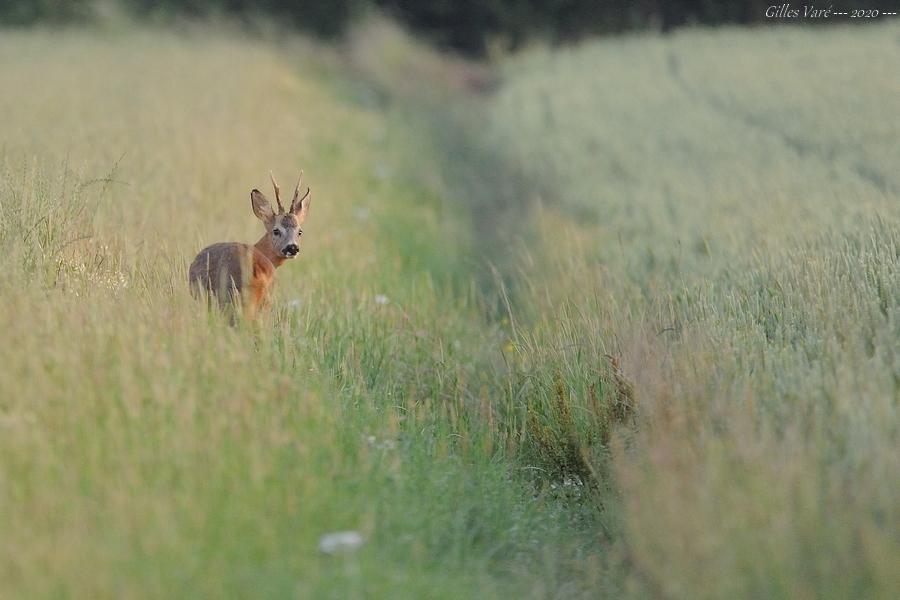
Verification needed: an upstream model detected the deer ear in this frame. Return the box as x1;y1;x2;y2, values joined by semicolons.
251;189;275;222
291;187;311;222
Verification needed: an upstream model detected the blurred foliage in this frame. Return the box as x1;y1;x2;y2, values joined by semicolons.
125;0;362;36
378;0;899;52
0;0;93;24
3;0;898;53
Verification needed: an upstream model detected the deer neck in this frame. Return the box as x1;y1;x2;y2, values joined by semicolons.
254;232;286;268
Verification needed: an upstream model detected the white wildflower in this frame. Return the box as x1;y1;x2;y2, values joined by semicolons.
318;531;364;555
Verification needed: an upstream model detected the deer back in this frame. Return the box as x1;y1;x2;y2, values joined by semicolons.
189;242;275;314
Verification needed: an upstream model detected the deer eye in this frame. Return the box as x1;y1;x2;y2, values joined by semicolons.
273;228;282;237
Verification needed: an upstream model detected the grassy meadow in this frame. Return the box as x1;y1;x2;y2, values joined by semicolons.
1;19;898;599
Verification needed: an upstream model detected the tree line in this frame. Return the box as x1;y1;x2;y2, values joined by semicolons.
3;0;894;54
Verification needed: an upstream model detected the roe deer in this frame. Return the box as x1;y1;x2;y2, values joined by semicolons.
189;171;311;320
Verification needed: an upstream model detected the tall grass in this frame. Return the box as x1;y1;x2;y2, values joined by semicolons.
424;22;900;598
0;28;622;598
3;19;898;598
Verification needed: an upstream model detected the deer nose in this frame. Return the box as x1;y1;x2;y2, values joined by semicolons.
283;244;299;257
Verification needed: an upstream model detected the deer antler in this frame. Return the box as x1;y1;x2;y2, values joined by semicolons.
269;171;285;214
290;170;309;212
291;170;303;203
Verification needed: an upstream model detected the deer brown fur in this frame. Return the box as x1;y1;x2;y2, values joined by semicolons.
189;171;311;320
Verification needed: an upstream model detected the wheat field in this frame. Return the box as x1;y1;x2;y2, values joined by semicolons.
465;23;900;598
0;20;898;599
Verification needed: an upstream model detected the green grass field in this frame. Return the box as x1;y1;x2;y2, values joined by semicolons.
1;20;898;599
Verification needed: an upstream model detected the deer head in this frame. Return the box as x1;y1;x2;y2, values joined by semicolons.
250;171;312;260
